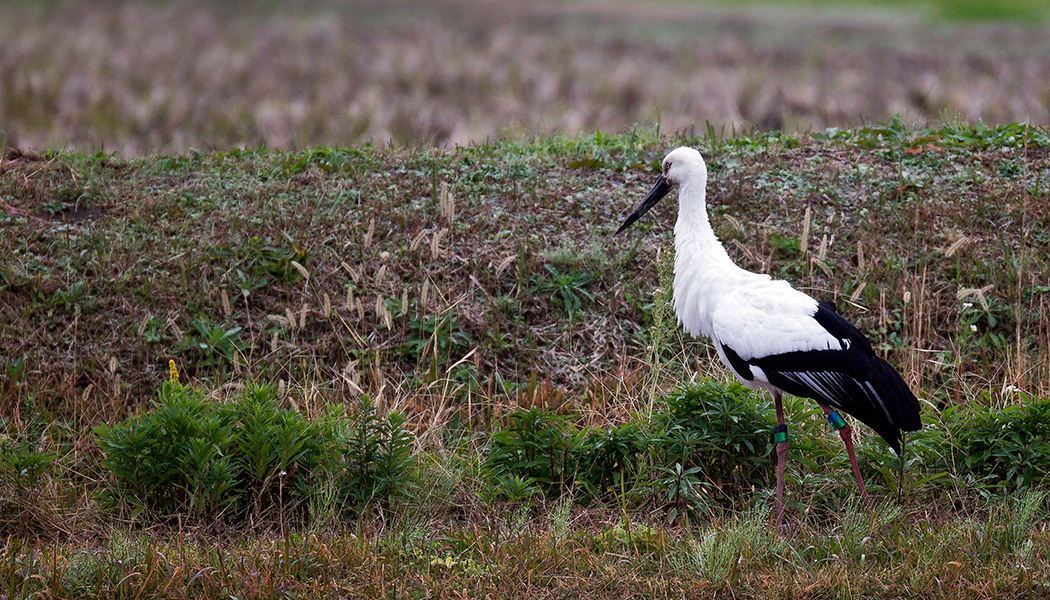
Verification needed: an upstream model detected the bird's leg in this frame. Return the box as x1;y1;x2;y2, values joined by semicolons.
773;391;788;530
817;402;872;511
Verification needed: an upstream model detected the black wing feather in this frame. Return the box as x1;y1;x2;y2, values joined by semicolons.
737;301;921;452
720;343;754;382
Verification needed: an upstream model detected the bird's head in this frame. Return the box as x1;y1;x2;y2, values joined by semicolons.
616;146;707;234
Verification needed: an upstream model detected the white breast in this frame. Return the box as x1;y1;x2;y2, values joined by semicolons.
710;279;841;361
673;236;841;361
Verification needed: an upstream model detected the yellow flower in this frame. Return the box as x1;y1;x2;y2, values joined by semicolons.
169;359;179;382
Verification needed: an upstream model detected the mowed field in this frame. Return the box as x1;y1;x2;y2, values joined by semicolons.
3;1;1050;598
3;0;1050;154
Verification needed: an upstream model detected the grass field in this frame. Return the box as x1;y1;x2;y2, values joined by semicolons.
715;0;1050;20
3;0;1050;155
3;0;1050;597
3;122;1050;598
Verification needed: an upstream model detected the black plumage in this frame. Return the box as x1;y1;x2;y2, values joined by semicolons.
721;301;921;453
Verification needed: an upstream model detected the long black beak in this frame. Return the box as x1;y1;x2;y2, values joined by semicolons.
616;175;672;234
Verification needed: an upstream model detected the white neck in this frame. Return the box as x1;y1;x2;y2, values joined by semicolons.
671;182;746;338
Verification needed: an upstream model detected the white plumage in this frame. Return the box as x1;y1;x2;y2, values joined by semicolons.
617;146;921;528
666;147;840;368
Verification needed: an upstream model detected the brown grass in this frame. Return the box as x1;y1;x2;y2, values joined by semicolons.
2;496;1048;599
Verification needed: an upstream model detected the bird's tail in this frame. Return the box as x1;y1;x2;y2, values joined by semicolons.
865;357;922;453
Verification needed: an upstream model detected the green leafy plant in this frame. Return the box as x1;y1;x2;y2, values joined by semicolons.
485;409;651;502
178;318;243;369
329;395;415;511
139;316;167;343
231;384;332;515
95;381;333;521
863;417;951;503
949;394;1050;494
482;474;539;504
486;384;781;507
652;462;713;521
49;280;91;311
95;381;235;518
0;397;61;536
576;422;648;497
529;264;595;321
276;146;371;177
0;441;56;492
485;408;584;497
211;236;309;287
649;381;775;492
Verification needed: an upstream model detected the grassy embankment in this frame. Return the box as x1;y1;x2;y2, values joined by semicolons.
2;121;1050;597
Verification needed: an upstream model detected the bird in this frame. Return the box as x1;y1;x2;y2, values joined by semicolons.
617;146;922;528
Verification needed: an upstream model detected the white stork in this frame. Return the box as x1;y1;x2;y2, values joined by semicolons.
617;147;922;527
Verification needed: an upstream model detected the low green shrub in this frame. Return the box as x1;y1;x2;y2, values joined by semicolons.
649;381;775;492
482;382;1050;512
95;381;327;520
485;409;649;500
329;395;415;510
485;408;584;497
577;422;648;496
95;381;415;522
0;443;55;492
949;394;1050;494
484;382;774;506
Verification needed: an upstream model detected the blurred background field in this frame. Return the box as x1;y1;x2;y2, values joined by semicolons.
2;0;1050;155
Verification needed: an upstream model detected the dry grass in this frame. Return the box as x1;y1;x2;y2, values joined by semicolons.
1;495;1047;599
3;0;1050;155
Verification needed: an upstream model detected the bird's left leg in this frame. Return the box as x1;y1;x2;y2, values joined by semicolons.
773;391;789;530
817;402;872;511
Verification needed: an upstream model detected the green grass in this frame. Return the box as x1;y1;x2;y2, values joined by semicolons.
702;0;1050;21
3;122;1050;597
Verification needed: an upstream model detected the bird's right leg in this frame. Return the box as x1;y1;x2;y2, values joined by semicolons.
817;402;872;511
773;390;788;530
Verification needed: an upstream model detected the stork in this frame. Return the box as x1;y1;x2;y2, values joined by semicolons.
617;147;922;528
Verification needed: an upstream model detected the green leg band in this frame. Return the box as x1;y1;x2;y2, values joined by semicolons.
828;411;847;430
773;424;788;444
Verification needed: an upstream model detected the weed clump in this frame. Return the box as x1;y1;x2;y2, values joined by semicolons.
94;381;415;523
484;381;772;514
330;395;415;510
0;425;58;535
949;394;1050;494
650;381;774;488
